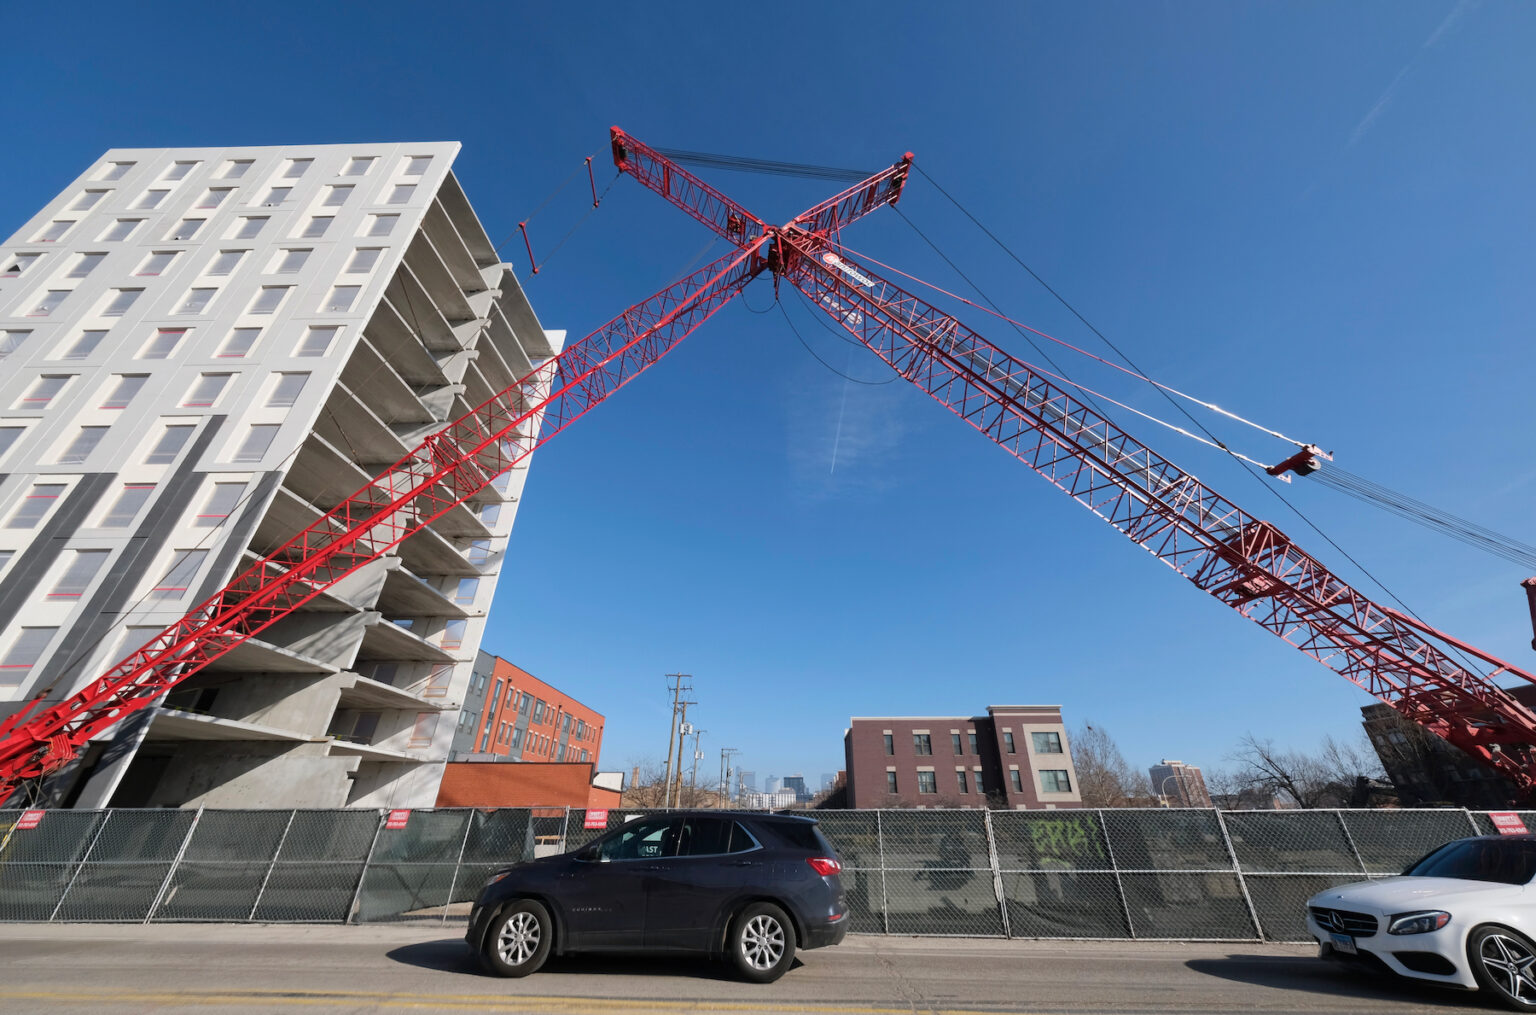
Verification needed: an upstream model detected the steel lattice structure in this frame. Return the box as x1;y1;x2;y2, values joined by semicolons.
3;127;1535;803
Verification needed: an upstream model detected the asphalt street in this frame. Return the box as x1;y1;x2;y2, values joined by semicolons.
0;924;1499;1014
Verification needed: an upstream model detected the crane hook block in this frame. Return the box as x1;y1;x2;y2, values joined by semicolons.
1266;446;1323;481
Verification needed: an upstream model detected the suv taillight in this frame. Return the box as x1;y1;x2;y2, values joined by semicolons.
807;857;841;876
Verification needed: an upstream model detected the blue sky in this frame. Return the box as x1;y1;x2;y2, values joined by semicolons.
7;1;1536;788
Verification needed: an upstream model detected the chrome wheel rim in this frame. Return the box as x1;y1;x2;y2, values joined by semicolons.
1481;933;1536;1003
741;914;785;970
496;911;541;967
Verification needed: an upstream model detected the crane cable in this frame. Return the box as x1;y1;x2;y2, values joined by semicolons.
654;149;875;183
778;294;898;385
790;272;1273;459
492;149;619;277
833;238;1317;450
606;146;1513;667
1311;466;1536;572
897;169;1536;584
905;165;1481;665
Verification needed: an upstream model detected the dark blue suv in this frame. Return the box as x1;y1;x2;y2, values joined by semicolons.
467;810;848;982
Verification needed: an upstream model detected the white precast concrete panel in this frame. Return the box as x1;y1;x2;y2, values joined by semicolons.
0;143;559;809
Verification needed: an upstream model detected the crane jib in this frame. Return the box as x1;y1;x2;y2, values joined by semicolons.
4;130;1535;803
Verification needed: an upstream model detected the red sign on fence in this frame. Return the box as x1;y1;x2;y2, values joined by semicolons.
15;811;43;830
1490;812;1528;835
584;809;609;829
385;809;411;830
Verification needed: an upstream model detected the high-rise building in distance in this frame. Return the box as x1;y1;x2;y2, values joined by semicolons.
1148;760;1212;808
0;143;560;809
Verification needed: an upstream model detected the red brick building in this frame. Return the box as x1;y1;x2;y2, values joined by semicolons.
843;706;1082;809
468;656;604;766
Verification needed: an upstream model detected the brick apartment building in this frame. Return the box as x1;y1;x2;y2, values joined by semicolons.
452;651;603;765
844;705;1082;809
1149;759;1212;807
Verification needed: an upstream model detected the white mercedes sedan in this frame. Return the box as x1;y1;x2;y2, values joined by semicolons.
1308;835;1536;1011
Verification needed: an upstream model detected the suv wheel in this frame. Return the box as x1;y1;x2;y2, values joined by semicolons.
480;899;552;978
729;901;796;983
1469;924;1536;1011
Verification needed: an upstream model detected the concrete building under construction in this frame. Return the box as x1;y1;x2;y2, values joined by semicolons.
0;143;560;809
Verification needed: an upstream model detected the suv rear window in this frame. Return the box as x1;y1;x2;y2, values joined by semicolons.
765;820;833;854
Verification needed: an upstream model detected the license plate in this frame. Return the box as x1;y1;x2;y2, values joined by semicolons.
1331;932;1357;955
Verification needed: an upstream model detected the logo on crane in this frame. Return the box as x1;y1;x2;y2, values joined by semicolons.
821;252;875;288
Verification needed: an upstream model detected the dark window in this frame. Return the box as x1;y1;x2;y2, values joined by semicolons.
1041;770;1072;793
596;817;679;861
726;822;757;853
1003;732;1016;754
1032;731;1064;754
975;770;985;794
913;734;932;755
680;817;733;856
951;733;963;755
764;820;831;854
1010;770;1024;792
956;770;968;793
882;733;893;755
1405;839;1536;885
967;732;978;755
917;771;937;794
886;771;898;793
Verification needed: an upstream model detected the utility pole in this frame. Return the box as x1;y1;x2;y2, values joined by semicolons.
661;673;691;808
687;728;706;806
720;747;740;810
671;700;695;807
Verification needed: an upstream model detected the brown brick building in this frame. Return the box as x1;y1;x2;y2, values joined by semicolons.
1148;759;1213;807
457;654;604;765
843;706;1081;809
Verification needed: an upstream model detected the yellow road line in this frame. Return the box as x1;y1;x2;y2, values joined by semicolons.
0;989;1028;1015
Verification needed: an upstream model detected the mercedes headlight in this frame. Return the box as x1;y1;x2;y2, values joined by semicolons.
1388;910;1451;935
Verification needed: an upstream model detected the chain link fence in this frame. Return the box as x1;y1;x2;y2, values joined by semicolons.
0;805;1500;937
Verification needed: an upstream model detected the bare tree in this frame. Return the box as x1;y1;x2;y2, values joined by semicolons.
1227;733;1384;809
1205;766;1266;809
619;759;718;808
1070;723;1155;807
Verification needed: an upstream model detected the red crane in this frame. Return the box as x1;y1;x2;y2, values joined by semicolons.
3;129;1535;804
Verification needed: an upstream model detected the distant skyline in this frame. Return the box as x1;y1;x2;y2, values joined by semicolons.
5;2;1536;785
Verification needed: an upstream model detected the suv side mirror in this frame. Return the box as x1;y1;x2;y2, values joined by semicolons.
576;844;603;862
